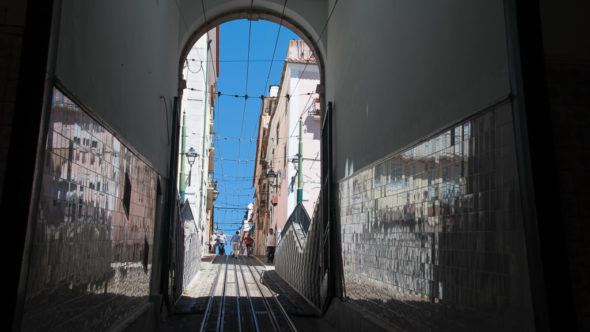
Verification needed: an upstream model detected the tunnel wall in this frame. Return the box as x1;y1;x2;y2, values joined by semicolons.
14;0;580;330
339;103;535;330
21;89;159;331
326;0;511;180
55;0;181;175
325;0;535;330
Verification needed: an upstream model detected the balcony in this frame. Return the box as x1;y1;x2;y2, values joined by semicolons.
311;98;321;120
208;147;215;173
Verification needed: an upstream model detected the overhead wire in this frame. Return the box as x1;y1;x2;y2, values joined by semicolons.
186;88;316;100
290;0;339;94
200;0;208;24
262;0;288;97
186;59;203;74
286;91;316;139
235;15;254;179
243;0;288;188
188;58;285;63
209;1;336;217
211;134;319;142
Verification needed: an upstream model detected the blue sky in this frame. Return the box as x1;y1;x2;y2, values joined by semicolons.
212;19;299;234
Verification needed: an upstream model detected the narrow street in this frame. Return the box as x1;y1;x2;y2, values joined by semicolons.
159;254;335;332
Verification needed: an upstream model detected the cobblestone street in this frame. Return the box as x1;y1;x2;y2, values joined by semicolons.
159;254;335;331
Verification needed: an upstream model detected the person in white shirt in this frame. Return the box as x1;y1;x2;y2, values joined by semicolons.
217;230;226;255
266;228;277;264
230;231;241;258
210;232;217;254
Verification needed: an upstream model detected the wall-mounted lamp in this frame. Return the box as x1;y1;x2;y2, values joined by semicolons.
186;147;199;186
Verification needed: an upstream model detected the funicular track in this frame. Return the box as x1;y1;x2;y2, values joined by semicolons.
199;255;298;332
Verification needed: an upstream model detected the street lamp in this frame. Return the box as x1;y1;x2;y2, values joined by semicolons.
186;147;199;186
266;168;279;206
290;155;299;172
266;168;277;180
266;168;280;190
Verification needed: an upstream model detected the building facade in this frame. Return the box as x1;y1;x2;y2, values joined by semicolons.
256;40;321;242
178;26;219;255
252;86;278;255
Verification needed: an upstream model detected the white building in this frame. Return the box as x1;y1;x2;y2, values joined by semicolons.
179;27;219;249
265;40;321;234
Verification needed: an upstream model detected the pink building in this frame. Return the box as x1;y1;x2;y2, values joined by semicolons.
264;40;321;237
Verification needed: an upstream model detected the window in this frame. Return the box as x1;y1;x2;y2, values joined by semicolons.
123;171;131;219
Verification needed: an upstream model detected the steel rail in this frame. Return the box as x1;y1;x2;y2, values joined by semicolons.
244;257;282;332
237;256;260;332
200;255;225;332
217;255;230;332
248;259;298;332
233;256;242;332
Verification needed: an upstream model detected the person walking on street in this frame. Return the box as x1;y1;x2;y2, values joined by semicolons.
266;228;277;264
242;233;254;257
210;232;218;254
230;231;241;258
218;230;226;255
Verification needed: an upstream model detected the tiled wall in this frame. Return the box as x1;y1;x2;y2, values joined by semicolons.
339;104;535;330
275;203;326;310
22;88;158;331
183;226;202;288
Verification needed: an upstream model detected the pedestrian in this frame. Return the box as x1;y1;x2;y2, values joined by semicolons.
210;232;218;254
242;232;254;257
218;230;226;255
230;231;241;258
266;228;277;264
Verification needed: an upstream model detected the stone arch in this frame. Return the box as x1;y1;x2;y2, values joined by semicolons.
175;0;328;101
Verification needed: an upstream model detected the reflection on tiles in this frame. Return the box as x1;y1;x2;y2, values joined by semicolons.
339;104;535;330
22;88;158;331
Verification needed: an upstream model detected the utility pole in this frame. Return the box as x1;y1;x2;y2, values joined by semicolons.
297;116;303;203
179;110;187;200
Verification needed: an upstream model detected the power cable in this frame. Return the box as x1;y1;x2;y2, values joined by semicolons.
188;58;285;63
186;88;315;100
262;0;288;97
236;18;253;178
200;0;208;24
290;0;339;94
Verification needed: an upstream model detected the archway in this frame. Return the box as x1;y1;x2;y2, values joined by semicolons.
171;11;334;313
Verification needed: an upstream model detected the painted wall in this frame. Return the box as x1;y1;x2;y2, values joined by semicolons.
325;0;510;181
266;71;290;233
266;55;321;235
252;96;274;255
286;62;321;218
181;29;216;246
56;0;182;175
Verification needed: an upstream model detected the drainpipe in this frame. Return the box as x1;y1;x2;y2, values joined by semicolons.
179;110;187;200
198;36;211;238
297;116;303;203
